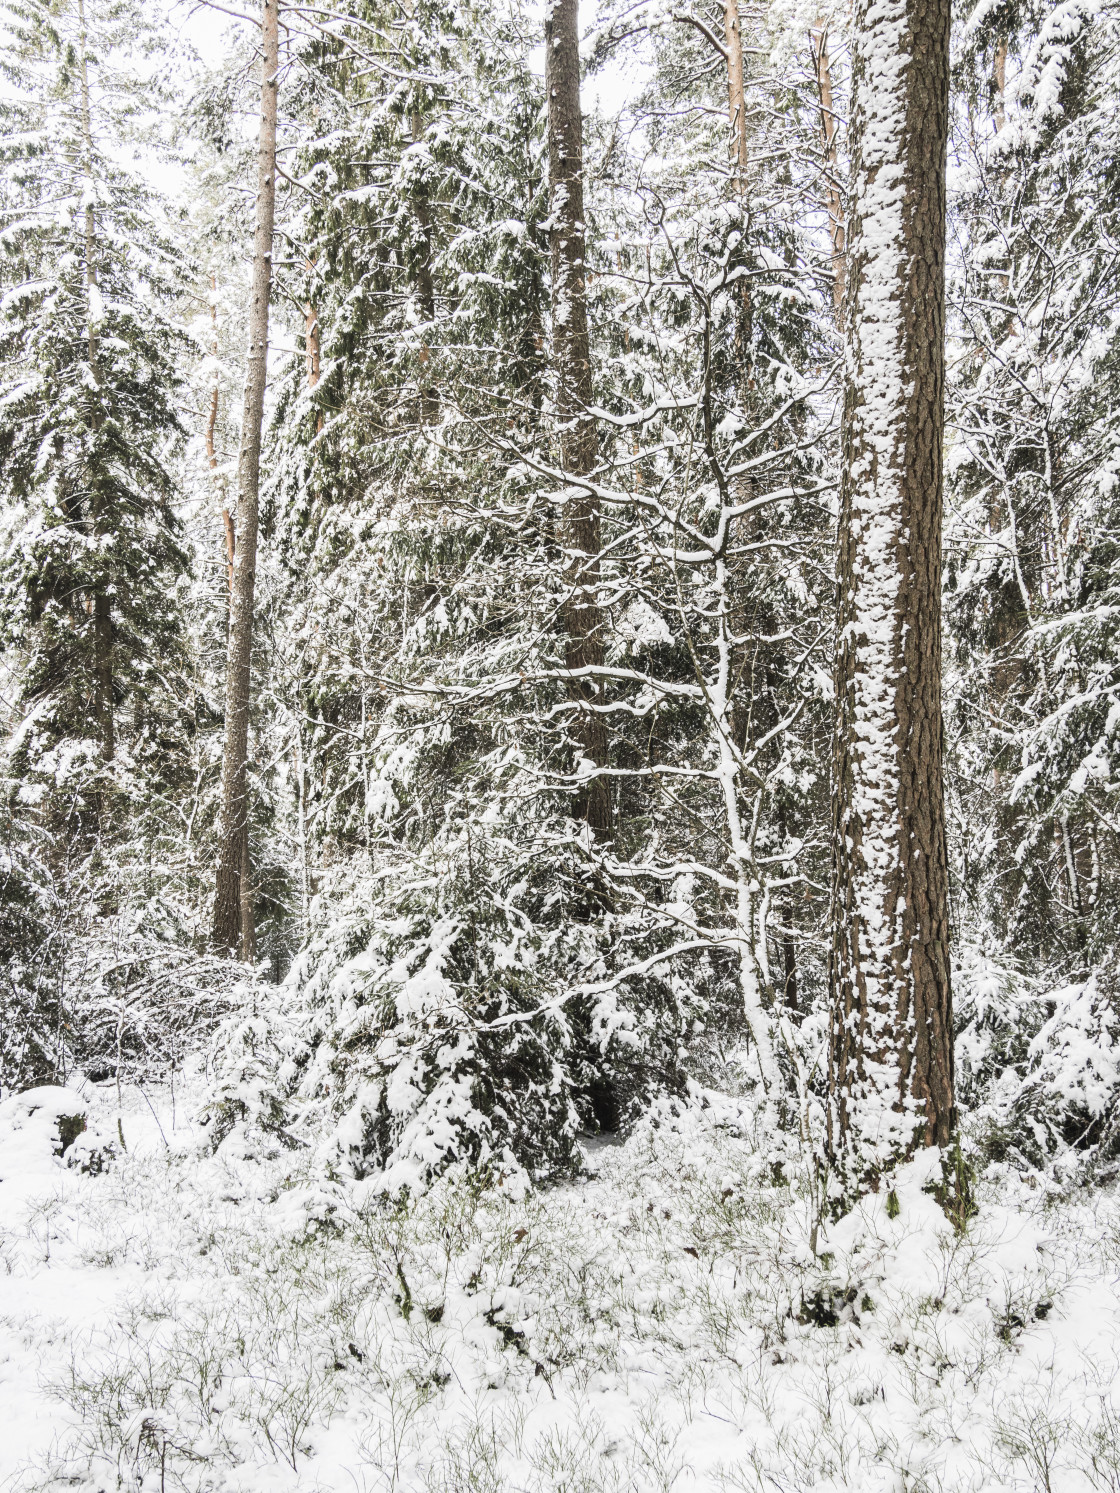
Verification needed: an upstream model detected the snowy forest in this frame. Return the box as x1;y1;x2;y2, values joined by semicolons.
1;0;1120;1485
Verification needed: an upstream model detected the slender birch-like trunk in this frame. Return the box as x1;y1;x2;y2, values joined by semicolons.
304;302;321;389
993;38;1007;130
829;0;956;1184
710;560;781;1099
206;276;236;590
723;0;748;180
410;113;438;425
302;258;323;442
546;0;610;836
76;0;113;764
212;0;278;956
810;25;846;309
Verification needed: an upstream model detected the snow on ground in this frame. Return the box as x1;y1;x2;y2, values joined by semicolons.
1;1078;1118;1492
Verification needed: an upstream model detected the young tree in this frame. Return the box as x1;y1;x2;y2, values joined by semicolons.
828;0;956;1188
211;0;279;957
0;0;188;800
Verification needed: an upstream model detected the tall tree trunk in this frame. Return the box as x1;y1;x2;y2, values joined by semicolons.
77;0;113;763
93;595;114;761
304;302;321;389
546;0;610;836
723;1;753;425
240;825;256;962
723;0;748;181
810;25;846;310
212;0;279;956
206;276;236;590
828;0;956;1186
206;276;251;950
410;113;439;425
993;37;1007;130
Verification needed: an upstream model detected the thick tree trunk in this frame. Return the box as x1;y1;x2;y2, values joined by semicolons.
546;0;610;836
212;0;278;955
828;0;956;1185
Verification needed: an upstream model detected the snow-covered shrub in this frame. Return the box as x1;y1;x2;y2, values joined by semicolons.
236;819;695;1192
0;823;64;1093
956;948;1120;1176
0;1083;87;1172
1019;975;1120;1174
201;1002;310;1157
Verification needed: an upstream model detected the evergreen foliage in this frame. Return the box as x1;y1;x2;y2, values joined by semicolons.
0;0;1116;1191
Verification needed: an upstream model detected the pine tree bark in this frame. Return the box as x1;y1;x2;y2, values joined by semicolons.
212;0;278;955
828;0;956;1183
723;0;748;180
304;302;321;389
546;0;610;836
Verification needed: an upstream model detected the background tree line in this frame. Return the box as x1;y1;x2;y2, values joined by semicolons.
1;0;1118;1202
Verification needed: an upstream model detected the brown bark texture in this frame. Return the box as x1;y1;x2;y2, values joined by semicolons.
212;0;278;955
304;303;321;389
546;0;610;836
828;0;956;1179
723;0;748;178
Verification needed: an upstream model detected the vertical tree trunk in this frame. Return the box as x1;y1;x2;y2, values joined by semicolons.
93;596;114;761
304;302;321;389
723;0;748;180
546;0;609;835
810;25;846;310
240;827;256;961
206;276;251;947
410;113;439;425
206;276;236;590
302;258;323;444
993;38;1007;130
77;0;114;764
212;0;279;955
829;0;956;1186
722;1;754;428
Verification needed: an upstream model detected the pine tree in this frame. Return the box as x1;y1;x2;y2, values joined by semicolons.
828;0;957;1190
211;0;279;958
547;0;611;836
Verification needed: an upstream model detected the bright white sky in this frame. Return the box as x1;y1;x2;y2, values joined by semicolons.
167;0;643;112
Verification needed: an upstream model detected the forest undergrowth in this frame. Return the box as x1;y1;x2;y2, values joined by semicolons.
4;0;1120;1484
2;1078;1118;1493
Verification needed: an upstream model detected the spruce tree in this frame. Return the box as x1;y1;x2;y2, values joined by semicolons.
0;0;189;815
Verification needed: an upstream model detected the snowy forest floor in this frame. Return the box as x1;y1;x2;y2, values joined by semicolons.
2;1081;1119;1493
